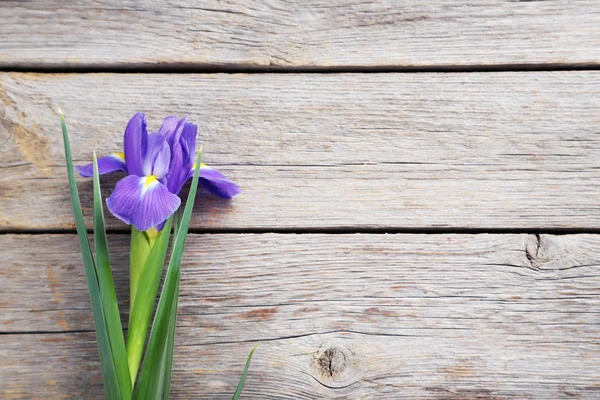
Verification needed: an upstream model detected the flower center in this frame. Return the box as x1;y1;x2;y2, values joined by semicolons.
144;175;158;187
140;175;160;198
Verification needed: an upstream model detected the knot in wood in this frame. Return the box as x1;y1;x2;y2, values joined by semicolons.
525;234;556;270
316;347;347;379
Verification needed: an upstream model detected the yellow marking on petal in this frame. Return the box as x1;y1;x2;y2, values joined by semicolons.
140;175;160;198
144;175;158;187
112;152;125;161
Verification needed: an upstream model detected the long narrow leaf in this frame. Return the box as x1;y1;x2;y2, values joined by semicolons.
60;111;122;399
134;151;203;399
159;281;179;400
232;345;258;400
158;209;184;398
145;280;180;400
93;153;133;398
127;217;173;383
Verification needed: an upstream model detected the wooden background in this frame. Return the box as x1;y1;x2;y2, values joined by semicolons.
1;1;599;399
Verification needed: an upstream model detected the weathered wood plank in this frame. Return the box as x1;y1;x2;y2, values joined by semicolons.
1;72;600;230
1;1;599;68
4;331;599;399
2;234;600;398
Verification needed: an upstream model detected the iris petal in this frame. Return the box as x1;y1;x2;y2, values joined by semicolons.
142;132;167;176
200;175;241;199
186;165;241;199
167;117;187;147
76;153;127;177
180;122;197;168
123;113;147;176
106;174;181;231
158;116;179;138
152;141;171;179
166;141;186;194
164;120;198;195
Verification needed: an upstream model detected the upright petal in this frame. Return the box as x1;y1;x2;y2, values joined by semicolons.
106;174;181;231
76;152;127;177
190;165;241;199
142;132;167;176
166;141;186;194
158;116;179;138
123;113;148;176
163;121;197;195
152;141;171;179
180;122;197;169
167;117;188;147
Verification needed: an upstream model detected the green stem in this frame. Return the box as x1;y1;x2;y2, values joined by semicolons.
127;219;172;386
129;227;150;310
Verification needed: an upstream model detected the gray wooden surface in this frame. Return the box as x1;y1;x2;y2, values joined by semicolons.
1;1;599;69
1;1;600;399
2;72;600;231
2;233;600;399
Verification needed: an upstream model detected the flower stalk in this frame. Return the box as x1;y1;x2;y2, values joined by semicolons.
126;218;173;385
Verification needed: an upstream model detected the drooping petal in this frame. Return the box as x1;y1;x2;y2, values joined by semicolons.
76;152;127;177
123;113;148;176
142;132;167;176
106;174;181;231
186;164;241;199
200;172;241;199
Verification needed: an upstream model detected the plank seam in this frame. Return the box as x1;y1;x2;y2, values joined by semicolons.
1;63;600;74
0;329;95;335
3;228;600;235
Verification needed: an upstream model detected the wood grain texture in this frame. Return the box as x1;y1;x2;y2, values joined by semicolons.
2;233;600;398
1;1;599;69
1;72;600;230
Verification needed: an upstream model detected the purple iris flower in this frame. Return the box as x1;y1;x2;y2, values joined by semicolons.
77;113;241;231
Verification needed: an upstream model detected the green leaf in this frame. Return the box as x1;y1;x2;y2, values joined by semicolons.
159;209;184;399
126;217;173;384
93;153;133;398
232;345;258;400
134;151;203;399
159;281;179;400
60;111;125;399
